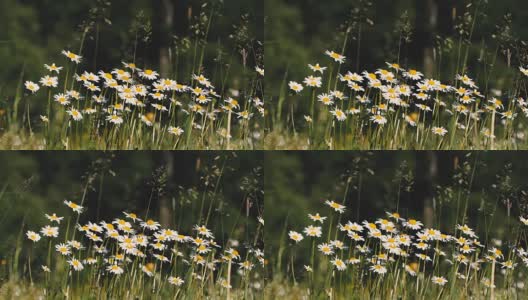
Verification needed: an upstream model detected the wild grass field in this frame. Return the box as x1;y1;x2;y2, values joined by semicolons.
265;0;528;150
0;0;263;150
265;152;528;299
0;153;264;299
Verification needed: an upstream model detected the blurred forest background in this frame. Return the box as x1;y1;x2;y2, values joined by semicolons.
266;151;528;267
0;0;263;96
266;0;528;97
0;151;263;274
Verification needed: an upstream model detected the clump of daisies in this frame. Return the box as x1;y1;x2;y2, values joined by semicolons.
285;199;528;298
22;48;263;150
24;199;264;298
277;49;528;150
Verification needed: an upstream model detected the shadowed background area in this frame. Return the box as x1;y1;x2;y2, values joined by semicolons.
265;0;528;99
0;0;263;96
265;151;528;269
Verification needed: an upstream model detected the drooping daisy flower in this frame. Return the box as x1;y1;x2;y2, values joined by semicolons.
403;219;423;230
325;50;346;63
325;200;346;213
195;94;211;104
303;76;322;88
348;107;361;115
481;278;496;288
432;127;448;136
68;259;84;271
416;253;432;261
317;93;334;106
150;92;166;101
194;225;214;238
123;212;140;222
414;241;429;250
414;92;429;101
55;243;71;256
501;260;516;270
237;111;252;120
44;63;63;73
40;225;59;238
151;103;168;112
289;81;304;93
348;231;364;242
106;264;124;275
331;257;347;271
432;276;448;286
318;243;334;255
456;224;477;238
64;200;83;213
85;258;98;265
192;74;212;87
25;81;40;93
45;213;64;224
303;225;322;238
308;63;327;73
67;108;83;121
62;50;82;63
289;231;304;243
386;62;402;71
460;244;475;254
348;257;361;265
342;221;363;232
488;98;504;110
405;264;417;276
370;264;387;275
84;82;100;92
456;74;476;88
370;114;387;125
68;240;84;250
106;115;124;125
308;213;327;223
139;69;159;80
54;93;70;106
331;108;347;121
141;263;155;277
348;82;365;92
488;247;504;260
402;69;423;80
168;126;184;137
239;260;254;271
83;108;97;115
140;219;161;231
39;75;58;88
168;276;185;286
341;72;363;82
26;231;41;242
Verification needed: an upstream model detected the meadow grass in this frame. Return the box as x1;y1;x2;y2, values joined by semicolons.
0;2;263;150
0;156;264;299
265;2;528;150
267;156;528;299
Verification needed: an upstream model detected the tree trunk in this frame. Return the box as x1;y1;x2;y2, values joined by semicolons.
423;151;437;227
160;151;174;227
415;151;438;228
160;0;175;78
423;0;438;77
